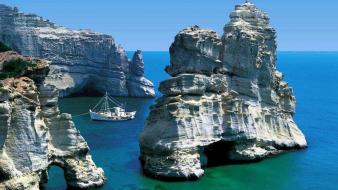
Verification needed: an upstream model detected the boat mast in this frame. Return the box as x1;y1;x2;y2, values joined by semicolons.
104;91;109;113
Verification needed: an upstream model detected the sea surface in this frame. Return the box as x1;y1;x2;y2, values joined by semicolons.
43;52;338;190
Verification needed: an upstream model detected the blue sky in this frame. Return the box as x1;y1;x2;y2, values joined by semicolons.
0;0;337;51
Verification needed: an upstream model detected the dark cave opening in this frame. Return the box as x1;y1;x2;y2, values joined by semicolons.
69;82;104;97
199;140;236;167
40;165;67;190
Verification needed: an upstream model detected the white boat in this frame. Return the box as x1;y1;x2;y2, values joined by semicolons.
89;92;136;121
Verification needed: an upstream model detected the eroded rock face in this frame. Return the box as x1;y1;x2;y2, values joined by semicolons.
0;51;104;189
127;50;155;97
0;4;154;98
140;2;307;180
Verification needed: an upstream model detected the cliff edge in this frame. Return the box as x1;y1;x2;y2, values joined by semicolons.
140;2;307;180
0;4;155;98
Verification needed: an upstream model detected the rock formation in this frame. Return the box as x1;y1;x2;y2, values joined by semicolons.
0;51;104;189
0;4;155;97
140;2;307;180
127;50;154;97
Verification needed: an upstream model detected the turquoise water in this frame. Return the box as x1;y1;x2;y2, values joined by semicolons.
44;52;338;190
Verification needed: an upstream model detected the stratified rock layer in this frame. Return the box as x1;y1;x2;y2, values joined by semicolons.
0;51;104;189
140;2;307;180
0;4;154;97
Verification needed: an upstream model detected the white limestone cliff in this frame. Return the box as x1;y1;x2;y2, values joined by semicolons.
0;51;104;189
140;2;307;180
0;4;155;98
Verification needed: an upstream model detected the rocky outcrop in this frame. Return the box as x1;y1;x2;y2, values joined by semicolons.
127;50;154;97
0;51;104;189
0;4;155;98
140;2;307;180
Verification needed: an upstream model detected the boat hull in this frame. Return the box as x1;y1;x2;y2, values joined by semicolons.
89;110;136;121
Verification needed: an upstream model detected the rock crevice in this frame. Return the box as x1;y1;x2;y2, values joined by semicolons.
140;2;307;180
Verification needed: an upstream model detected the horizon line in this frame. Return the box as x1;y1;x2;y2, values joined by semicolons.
126;50;338;52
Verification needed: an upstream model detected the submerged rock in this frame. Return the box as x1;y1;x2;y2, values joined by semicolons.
0;4;155;98
140;2;307;180
0;51;104;189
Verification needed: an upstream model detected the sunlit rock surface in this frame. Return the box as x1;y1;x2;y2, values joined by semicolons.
0;51;104;189
0;4;154;98
140;2;307;180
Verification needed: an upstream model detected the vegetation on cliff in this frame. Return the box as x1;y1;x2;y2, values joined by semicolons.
0;42;11;52
0;58;35;80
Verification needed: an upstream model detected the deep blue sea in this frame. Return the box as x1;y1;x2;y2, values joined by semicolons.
43;52;338;190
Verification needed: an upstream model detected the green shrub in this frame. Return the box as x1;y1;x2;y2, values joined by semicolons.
0;73;9;79
0;42;12;52
0;58;36;80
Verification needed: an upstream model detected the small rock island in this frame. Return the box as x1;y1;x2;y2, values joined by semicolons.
140;2;307;180
0;49;104;189
0;4;154;97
